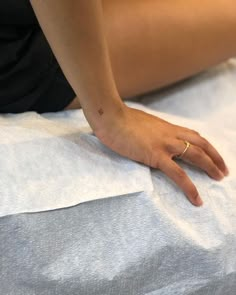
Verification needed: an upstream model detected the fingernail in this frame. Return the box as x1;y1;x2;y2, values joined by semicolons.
218;171;225;180
224;166;229;176
195;195;203;207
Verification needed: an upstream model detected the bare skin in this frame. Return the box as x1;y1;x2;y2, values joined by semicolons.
30;0;230;207
65;0;236;109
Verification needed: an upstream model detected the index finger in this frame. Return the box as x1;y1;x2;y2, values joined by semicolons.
159;157;203;207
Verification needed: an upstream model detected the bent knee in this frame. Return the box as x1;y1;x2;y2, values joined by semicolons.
64;96;81;110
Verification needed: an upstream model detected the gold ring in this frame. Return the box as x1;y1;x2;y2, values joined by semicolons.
176;140;191;159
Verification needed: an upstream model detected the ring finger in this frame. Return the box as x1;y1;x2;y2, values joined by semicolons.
173;141;225;181
178;131;228;175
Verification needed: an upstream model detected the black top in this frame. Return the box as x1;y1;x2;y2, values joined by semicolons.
0;1;76;113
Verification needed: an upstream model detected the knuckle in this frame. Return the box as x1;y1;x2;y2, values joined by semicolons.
151;159;161;169
148;151;161;169
175;167;187;180
199;137;209;150
193;146;205;157
165;141;176;153
190;129;200;136
181;127;192;133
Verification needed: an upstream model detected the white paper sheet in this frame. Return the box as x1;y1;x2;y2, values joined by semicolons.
0;111;153;217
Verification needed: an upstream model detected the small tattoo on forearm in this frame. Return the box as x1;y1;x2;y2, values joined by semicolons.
98;108;104;116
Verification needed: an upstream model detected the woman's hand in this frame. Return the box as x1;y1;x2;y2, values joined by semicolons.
95;105;229;207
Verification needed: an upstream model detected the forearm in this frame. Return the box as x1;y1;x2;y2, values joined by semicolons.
30;0;124;132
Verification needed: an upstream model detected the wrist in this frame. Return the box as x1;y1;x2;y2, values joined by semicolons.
88;97;127;139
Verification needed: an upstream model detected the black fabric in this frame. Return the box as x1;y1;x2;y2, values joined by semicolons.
0;1;76;113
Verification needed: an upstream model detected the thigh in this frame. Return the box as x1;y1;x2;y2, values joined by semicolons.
101;0;236;98
64;96;81;110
